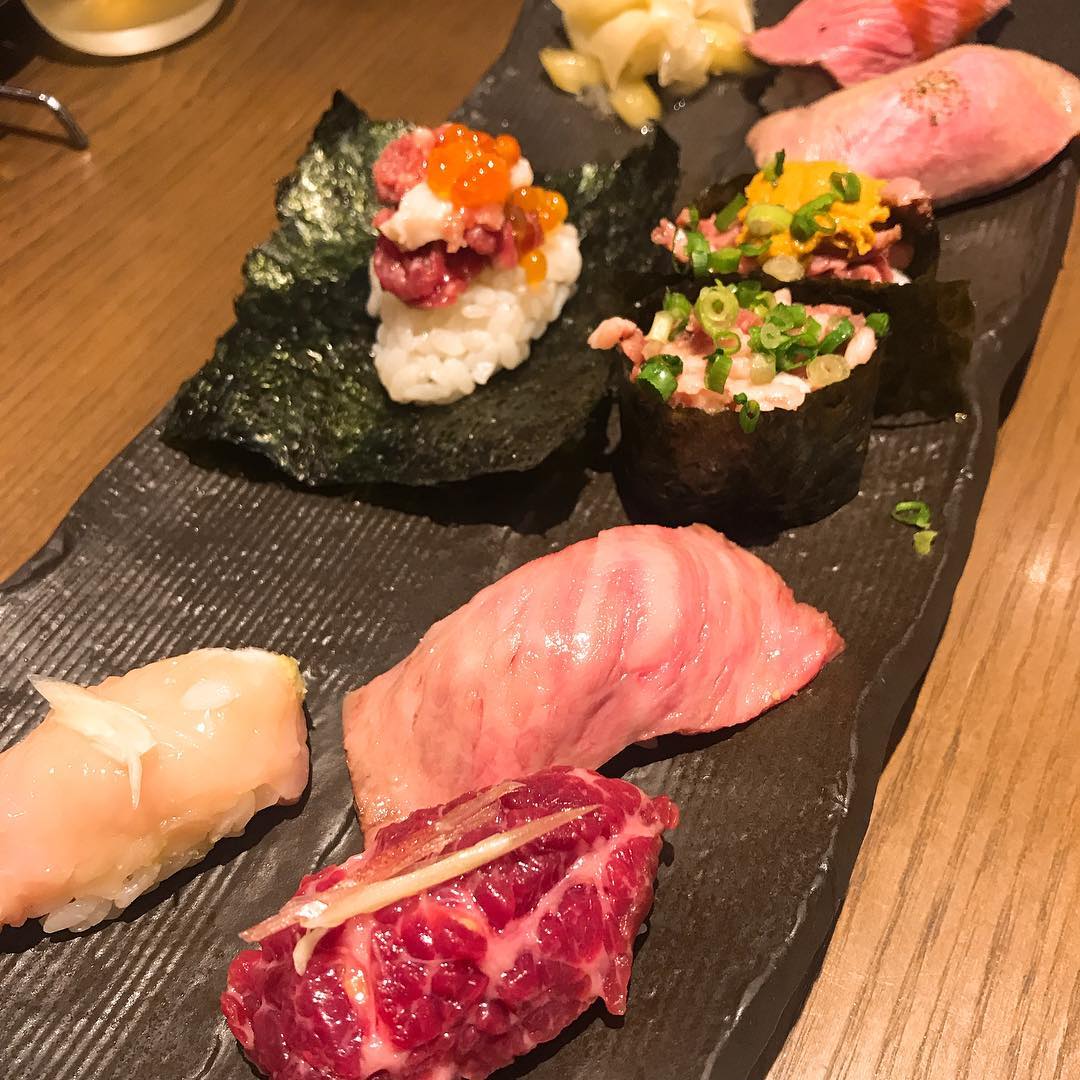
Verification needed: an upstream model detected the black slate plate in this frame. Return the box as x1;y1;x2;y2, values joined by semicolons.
0;3;1076;1080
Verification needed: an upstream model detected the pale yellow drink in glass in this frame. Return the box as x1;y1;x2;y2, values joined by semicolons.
24;0;225;56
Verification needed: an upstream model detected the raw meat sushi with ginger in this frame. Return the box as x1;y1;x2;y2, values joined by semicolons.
748;0;1011;86
747;45;1080;205
0;648;309;933
222;766;678;1080
344;524;842;834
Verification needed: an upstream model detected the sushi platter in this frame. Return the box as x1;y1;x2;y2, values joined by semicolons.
1;2;1078;1079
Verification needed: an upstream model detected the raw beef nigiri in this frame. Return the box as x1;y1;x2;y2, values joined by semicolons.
0;648;309;933
748;45;1080;205
344;524;842;834
223;767;678;1080
748;0;1010;86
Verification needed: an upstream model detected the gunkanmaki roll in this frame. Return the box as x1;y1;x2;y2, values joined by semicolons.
589;279;890;532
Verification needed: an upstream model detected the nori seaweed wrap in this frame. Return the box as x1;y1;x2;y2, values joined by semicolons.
593;277;889;534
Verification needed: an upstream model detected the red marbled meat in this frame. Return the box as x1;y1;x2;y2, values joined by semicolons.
748;45;1080;205
344;524;842;834
747;0;1010;87
221;767;678;1080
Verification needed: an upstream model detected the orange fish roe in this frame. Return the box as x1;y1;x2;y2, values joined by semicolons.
509;185;568;233
427;124;520;208
519;248;548;285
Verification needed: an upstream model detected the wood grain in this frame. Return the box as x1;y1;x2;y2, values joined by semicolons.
1;2;1078;1078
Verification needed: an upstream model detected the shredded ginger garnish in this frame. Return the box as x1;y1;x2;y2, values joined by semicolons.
260;803;596;975
31;676;158;808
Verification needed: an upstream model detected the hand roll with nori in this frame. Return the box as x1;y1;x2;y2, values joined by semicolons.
590;279;890;533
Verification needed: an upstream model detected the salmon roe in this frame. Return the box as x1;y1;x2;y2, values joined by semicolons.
426;125;521;207
519;249;547;285
509;185;568;233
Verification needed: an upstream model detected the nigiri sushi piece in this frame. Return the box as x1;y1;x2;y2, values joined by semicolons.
747;45;1080;205
0;648;309;934
747;0;1010;87
223;767;678;1080
344;524;842;835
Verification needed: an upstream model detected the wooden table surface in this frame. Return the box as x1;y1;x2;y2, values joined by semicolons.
2;1;1078;1077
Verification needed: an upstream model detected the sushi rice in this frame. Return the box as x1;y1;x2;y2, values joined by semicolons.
368;223;582;405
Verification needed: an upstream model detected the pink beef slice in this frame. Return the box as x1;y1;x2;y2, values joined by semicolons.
222;767;678;1080
372;236;486;309
345;524;843;834
374;129;436;206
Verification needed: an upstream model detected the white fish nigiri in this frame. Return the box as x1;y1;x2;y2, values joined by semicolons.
0;648;309;934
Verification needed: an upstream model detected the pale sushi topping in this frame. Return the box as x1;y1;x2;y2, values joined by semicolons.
539;0;756;127
30;676;158;808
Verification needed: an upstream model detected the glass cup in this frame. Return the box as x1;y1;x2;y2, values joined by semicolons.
23;0;225;56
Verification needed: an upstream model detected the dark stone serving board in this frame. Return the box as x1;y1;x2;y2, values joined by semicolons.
1;2;1076;1078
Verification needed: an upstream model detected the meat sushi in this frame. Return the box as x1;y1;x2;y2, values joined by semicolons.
747;0;1010;87
0;648;309;933
593;279;888;528
747;45;1080;205
652;156;931;284
368;123;582;404
222;767;677;1080
343;524;841;834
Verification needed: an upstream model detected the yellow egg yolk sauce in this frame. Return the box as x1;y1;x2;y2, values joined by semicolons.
739;162;889;261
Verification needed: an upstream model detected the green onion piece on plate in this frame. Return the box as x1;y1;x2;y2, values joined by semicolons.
638;354;683;401
866;312;890;337
791;193;838;242
763;149;785;185
830;170;862;203
732;392;761;433
705;349;733;393
892;500;932;528
750;355;776;384
663;290;692;331
913;529;938;556
713;192;748;231
709;247;742;274
818;317;854;354
806;353;850;388
696;286;740;340
745;203;793;237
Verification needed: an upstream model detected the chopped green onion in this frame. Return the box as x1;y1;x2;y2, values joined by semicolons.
709;247;742;274
818;317;854;354
866;312;891;337
796;316;823;348
663;290;692;332
745;203;793;237
685;230;710;276
647;310;677;341
637;354;683;401
790;193;838;242
733;280;765;309
767;303;806;330
806;353;850;388
830;170;862;203
892;500;932;528
705;349;733;393
763;149;786;185
913;529;938;556
761;255;805;281
777;348;813;373
732;392;761;433
757;322;786;350
750;355;776;384
740;238;771;258
713;192;748;231
712;330;741;353
696;286;740;340
687;205;701;229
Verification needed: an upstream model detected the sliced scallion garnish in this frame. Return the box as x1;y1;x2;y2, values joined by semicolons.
647;310;677;342
732;392;761;433
685;230;710;277
818;317;854;354
866;312;890;337
763;149;786;185
709;247;742;274
705;349;733;393
913;529;938;556
733;280;765;309
830;170;862;203
695;286;740;341
892;500;932;529
806;353;850;388
637;354;683;402
713;192;748;231
750;355;776;384
663;290;692;332
745;203;793;237
790;193;838;242
740;238;771;258
688;205;701;229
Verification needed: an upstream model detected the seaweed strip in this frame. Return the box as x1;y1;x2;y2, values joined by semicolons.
165;94;680;486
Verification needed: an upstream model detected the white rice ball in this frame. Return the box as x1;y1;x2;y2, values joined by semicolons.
368;223;583;406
